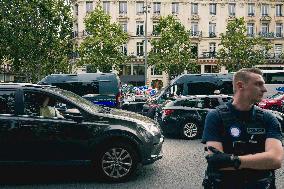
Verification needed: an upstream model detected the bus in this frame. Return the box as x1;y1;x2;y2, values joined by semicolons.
261;70;284;97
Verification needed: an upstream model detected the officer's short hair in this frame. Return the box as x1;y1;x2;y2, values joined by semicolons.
233;68;263;93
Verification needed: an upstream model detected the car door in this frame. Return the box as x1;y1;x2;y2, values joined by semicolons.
0;89;20;161
17;89;102;161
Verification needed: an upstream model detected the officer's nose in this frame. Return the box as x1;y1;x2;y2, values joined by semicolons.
262;86;267;93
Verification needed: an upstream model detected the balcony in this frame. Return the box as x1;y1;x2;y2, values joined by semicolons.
117;13;128;21
265;53;284;64
260;15;271;21
152;14;161;21
259;32;277;38
247;33;255;37
190;14;200;20
247;13;255;17
201;52;216;59
189;31;202;37
227;15;236;21
275;33;283;38
209;32;217;38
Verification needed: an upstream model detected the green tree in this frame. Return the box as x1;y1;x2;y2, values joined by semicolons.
148;15;198;77
217;17;271;72
0;0;73;82
78;6;128;73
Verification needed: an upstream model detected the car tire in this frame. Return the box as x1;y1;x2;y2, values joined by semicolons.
94;141;139;182
181;120;200;140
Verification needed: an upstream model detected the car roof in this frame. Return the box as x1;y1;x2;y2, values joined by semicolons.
174;94;232;100
0;83;54;89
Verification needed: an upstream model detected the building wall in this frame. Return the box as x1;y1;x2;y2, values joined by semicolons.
72;0;284;87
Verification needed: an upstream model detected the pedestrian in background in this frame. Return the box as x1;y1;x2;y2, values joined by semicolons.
202;68;283;189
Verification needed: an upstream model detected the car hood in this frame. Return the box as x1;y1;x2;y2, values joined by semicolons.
110;108;155;125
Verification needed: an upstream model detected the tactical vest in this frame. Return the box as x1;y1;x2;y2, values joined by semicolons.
216;104;266;156
215;104;275;182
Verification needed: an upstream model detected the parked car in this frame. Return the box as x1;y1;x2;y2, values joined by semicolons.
258;92;284;112
158;95;232;139
0;83;163;182
142;73;233;119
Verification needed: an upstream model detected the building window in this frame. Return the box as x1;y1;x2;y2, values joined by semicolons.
191;22;199;36
276;4;283;16
153;2;161;14
209;43;216;58
248;3;255;16
121;44;127;56
75;4;79;15
86;1;93;13
205;65;218;73
121;23;127;33
261;4;269;16
172;2;179;14
119;1;127;14
103;1;110;14
133;64;145;75
151;66;162;75
136;21;144;36
209;22;216;37
136;42;144;56
247;23;254;37
191;3;198;15
275;44;283;58
261;23;269;34
276;23;283;37
209;43;216;52
125;65;131;75
136;1;144;15
209;3;217;15
228;3;236;16
152;23;158;36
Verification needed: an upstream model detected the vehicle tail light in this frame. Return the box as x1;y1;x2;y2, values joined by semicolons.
163;109;174;116
116;92;122;107
150;104;159;108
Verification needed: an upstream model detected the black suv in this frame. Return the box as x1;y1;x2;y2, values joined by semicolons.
0;83;163;181
158;95;232;139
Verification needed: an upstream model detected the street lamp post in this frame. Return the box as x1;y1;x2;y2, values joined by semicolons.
143;0;150;86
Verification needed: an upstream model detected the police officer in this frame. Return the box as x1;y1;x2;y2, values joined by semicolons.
202;68;283;189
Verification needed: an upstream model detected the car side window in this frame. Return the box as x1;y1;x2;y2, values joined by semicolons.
23;91;81;119
0;90;16;114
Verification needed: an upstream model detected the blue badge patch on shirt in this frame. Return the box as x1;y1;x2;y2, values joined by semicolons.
230;126;241;137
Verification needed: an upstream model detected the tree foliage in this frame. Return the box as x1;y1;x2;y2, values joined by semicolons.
217;17;271;72
78;6;129;73
148;15;198;76
0;0;73;82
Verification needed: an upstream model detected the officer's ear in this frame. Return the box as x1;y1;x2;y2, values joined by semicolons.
236;81;245;91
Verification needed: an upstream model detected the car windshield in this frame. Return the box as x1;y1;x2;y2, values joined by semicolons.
46;87;104;112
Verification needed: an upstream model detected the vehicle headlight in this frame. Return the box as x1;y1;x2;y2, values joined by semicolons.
137;123;160;136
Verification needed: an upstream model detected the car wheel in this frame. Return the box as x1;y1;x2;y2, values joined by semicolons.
181;121;200;140
94;141;138;182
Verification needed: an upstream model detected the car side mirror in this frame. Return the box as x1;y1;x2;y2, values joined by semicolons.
65;113;83;123
64;109;83;123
